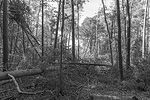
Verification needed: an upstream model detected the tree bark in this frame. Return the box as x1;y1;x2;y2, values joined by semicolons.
0;69;42;81
101;0;113;66
126;0;131;69
116;0;124;81
71;0;76;62
54;0;61;49
142;0;148;58
77;3;80;60
3;0;8;71
59;0;65;96
42;0;44;60
0;68;57;81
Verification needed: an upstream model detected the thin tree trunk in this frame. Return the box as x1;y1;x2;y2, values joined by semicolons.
71;0;75;62
148;1;150;53
122;0;126;48
25;32;41;58
77;3;80;60
116;0;123;81
94;14;98;62
54;0;61;49
41;0;44;60
83;38;90;58
101;0;113;66
22;31;26;54
59;0;65;96
35;3;41;37
126;0;131;69
3;0;8;71
68;31;71;50
142;0;148;58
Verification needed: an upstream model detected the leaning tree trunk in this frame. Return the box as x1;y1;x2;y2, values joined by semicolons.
116;0;124;81
3;0;9;71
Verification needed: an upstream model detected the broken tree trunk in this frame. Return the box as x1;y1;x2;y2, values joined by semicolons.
0;68;42;81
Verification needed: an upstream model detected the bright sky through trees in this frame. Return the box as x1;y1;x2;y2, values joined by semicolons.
80;0;113;25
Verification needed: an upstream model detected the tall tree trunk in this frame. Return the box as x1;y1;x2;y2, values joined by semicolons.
77;3;80;60
126;0;131;69
42;0;44;60
59;0;65;96
122;0;127;48
54;0;61;49
116;0;124;81
101;0;113;66
142;0;148;58
3;0;8;71
35;2;41;37
71;0;75;62
148;1;150;53
94;13;98;62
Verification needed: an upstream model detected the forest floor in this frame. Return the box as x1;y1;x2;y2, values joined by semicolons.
0;64;150;100
0;76;150;100
86;84;150;100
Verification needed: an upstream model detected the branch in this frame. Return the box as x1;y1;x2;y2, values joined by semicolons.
52;62;112;67
8;74;44;95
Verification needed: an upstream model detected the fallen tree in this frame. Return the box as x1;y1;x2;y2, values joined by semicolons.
52;62;112;67
0;62;111;81
0;68;43;81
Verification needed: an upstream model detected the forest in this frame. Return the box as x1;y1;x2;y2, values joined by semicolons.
0;0;150;100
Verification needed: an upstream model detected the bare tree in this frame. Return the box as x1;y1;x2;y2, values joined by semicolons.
101;0;113;66
59;0;65;96
71;0;75;62
126;0;131;69
54;0;61;49
3;0;8;71
77;2;80;60
142;0;148;58
116;0;123;81
41;0;44;60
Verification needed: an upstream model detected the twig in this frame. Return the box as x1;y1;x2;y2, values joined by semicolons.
7;74;44;95
0;80;12;85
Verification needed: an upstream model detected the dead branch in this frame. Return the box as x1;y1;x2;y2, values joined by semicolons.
52;62;112;67
8;74;44;95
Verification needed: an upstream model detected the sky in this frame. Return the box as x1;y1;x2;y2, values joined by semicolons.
80;0;113;25
50;0;114;25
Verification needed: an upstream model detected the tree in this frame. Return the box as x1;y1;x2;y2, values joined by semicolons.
3;0;8;71
116;0;123;81
126;0;131;69
101;0;113;66
42;0;44;60
59;0;65;96
142;0;148;58
77;1;80;60
71;0;76;61
54;0;61;49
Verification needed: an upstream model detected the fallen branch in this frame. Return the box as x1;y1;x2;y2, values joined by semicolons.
52;62;112;67
8;74;45;95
